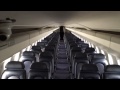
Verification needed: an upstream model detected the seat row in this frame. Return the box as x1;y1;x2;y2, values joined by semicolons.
1;30;60;79
1;30;120;79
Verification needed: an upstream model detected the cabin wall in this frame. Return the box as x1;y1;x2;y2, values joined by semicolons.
66;28;120;59
0;28;58;63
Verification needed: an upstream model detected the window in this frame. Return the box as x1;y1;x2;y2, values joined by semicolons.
95;46;100;53
32;43;35;46
91;44;94;48
3;57;12;70
34;41;37;46
27;45;31;51
22;48;26;52
85;40;88;43
108;53;114;65
13;52;20;61
117;60;120;65
101;49;105;55
88;42;91;47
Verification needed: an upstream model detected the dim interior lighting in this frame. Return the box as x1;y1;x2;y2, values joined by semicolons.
13;52;20;61
108;53;114;65
3;57;12;70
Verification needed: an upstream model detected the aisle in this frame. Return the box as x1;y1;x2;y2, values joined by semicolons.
53;39;72;79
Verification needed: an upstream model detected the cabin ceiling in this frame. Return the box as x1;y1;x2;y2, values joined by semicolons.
0;11;120;32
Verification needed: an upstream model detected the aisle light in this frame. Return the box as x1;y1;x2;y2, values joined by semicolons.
108;53;114;65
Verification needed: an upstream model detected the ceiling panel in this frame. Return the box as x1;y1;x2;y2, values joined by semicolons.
0;11;120;32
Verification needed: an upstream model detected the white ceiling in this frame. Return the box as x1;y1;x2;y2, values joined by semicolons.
0;11;120;32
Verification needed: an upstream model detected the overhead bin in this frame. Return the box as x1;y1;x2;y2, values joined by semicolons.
0;28;58;63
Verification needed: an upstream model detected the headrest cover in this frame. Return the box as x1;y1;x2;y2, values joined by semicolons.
72;47;82;51
105;65;120;72
75;53;87;59
22;51;35;56
40;51;53;57
85;48;95;53
5;61;25;69
91;58;108;65
81;44;89;47
93;53;105;59
82;64;98;71
30;62;48;70
37;42;45;46
45;46;55;50
41;40;48;42
19;56;36;62
32;46;41;50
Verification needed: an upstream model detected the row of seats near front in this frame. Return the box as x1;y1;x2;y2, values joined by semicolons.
1;31;60;79
1;60;120;79
64;31;120;79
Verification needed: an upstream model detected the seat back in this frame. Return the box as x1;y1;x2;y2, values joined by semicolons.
84;47;95;54
90;53;107;74
1;61;26;79
31;46;42;53
28;62;50;79
74;53;89;78
37;42;46;49
103;65;120;79
19;51;36;77
78;64;100;79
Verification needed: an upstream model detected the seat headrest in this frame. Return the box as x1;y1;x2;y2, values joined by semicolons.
92;53;105;59
91;58;108;66
81;44;89;47
81;64;98;72
32;46;41;50
75;53;87;59
22;51;35;56
30;62;49;70
40;51;53;57
85;48;95;53
19;56;36;62
45;46;55;50
5;61;25;69
72;47;82;51
41;40;48;42
105;65;120;72
77;41;84;43
88;53;105;59
37;42;45;46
